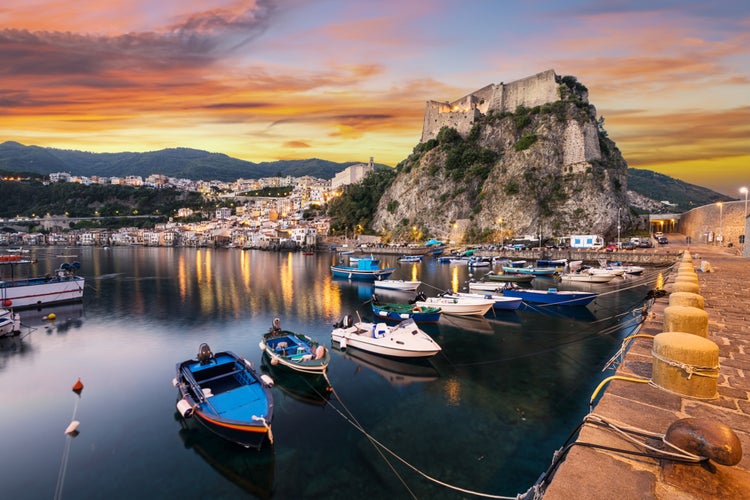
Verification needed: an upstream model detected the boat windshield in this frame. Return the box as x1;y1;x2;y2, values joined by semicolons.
393;318;419;334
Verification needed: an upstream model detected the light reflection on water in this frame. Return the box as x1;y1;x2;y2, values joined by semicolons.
0;247;662;499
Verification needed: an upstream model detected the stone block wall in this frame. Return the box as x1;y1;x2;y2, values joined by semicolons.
679;200;748;247
563;121;601;165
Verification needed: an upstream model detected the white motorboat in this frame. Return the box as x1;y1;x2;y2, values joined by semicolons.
444;292;522;311
0;308;21;337
331;317;441;358
414;295;495;317
0;258;85;309
559;271;616;283
373;279;421;291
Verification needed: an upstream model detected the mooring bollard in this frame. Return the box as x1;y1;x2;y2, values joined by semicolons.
668;291;705;310
663;305;709;337
672;280;700;294
652;331;719;399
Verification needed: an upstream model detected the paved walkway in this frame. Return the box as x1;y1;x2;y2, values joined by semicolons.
543;238;750;499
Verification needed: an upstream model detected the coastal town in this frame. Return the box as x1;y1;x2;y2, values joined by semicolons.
0;159;378;250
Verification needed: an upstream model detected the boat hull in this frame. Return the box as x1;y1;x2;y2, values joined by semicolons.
450;292;523;311
415;297;494;316
373;280;421;291
331;266;394;281
0;277;85;309
372;303;442;323
559;273;615;283
502;288;596;306
331;320;441;358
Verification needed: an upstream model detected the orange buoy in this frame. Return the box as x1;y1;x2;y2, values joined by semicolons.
3;299;11;307
72;378;84;394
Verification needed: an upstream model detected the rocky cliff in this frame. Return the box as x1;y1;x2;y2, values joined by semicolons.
372;76;633;244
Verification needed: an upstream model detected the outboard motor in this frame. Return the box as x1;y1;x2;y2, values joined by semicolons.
409;291;427;304
197;343;214;364
371;294;380;305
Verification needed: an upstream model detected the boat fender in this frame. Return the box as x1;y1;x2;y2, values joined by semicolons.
172;377;179;387
412;306;422;313
315;345;325;359
270;357;279;365
202;388;213;398
65;420;80;435
176;399;194;418
260;374;275;387
339;337;347;350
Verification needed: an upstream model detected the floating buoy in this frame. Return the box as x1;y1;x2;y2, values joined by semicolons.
72;378;84;394
260;374;274;387
3;299;11;307
48;313;57;321
65;420;80;435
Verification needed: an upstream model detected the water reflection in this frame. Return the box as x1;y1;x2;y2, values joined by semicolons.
260;359;332;407
177;413;276;499
330;346;440;386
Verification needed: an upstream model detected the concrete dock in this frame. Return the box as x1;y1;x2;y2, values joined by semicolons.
543;240;750;499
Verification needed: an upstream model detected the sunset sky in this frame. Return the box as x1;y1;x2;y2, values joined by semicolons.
1;0;748;196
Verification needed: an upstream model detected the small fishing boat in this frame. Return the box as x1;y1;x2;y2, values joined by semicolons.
174;344;275;449
443;291;522;311
373;279;421;291
500;265;559;276
0;307;21;337
331;256;395;281
414;294;495;317
0;257;85;309
398;255;423;263
259;318;330;374
558;271;616;283
502;287;596;307
480;272;535;284
371;294;442;323
331;316;441;358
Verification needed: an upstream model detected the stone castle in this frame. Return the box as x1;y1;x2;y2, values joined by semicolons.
420;69;602;174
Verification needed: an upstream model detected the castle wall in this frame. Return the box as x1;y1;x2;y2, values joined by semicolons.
420;69;559;143
563;121;601;167
679;201;748;247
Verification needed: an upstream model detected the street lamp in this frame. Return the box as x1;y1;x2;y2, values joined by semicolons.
717;202;723;245
741;187;748;218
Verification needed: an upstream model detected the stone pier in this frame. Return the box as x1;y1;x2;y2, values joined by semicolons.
542;239;750;499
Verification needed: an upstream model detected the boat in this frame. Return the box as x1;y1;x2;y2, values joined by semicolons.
398;255;423;263
373;279;421;291
600;260;645;276
480;272;535;283
371;294;442;324
558;271;616;283
258;318;330;374
500;265;559;276
261;360;332;407
173;343;274;449
414;294;495;317
331;256;395;281
467;257;492;268
501;286;597;307
442;291;522;311
0;257;85;309
331;316;441;358
0;308;21;337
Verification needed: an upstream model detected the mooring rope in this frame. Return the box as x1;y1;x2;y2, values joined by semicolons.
54;396;80;500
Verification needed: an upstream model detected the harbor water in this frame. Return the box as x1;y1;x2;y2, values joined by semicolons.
0;247;663;499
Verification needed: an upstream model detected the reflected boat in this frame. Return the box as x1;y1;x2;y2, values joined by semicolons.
517;303;598;322
331;344;439;386
261;358;332;407
177;413;275;499
439;314;494;334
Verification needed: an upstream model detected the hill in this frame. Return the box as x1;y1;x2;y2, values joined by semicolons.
0;141;377;181
626;168;730;213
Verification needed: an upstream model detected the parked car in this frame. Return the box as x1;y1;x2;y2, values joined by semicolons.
605;243;618;252
639;240;653;248
657;236;669;245
621;241;636;250
655;231;664;238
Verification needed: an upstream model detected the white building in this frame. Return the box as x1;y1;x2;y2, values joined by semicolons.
331;157;375;190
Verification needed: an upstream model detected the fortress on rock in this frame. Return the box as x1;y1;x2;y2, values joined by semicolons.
420;69;602;173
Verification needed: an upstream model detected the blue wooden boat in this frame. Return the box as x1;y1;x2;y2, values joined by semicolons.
501;287;596;306
331;256;395;281
371;294;442;324
174;344;275;449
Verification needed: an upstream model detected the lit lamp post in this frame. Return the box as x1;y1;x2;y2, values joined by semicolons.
717;202;723;246
741;187;748;250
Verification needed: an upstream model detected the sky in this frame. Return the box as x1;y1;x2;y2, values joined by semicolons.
1;0;748;196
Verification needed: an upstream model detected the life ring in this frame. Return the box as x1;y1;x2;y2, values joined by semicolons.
412;306;422;313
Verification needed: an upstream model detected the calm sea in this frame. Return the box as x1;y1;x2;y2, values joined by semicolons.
1;247;662;499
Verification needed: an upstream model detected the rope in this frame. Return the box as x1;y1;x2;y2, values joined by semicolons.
54;395;81;500
322;373;523;499
649;350;719;379
323;373;417;499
